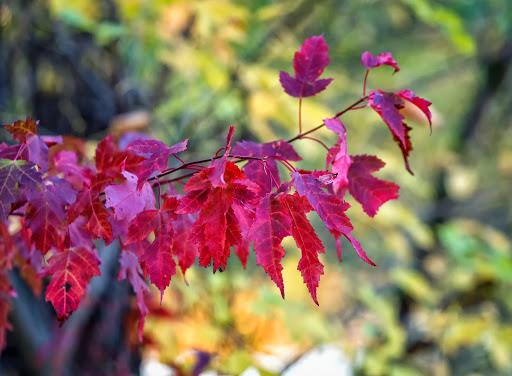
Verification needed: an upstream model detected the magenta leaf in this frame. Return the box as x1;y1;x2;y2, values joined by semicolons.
279;35;333;98
361;52;400;72
291;170;375;265
125;197;179;301
171;213;198;276
126;138;188;189
368;90;414;174
0;159;43;222
248;192;292;298
281;193;324;305
347;155;399;217
37;247;101;323
25;177;77;254
104;170;156;223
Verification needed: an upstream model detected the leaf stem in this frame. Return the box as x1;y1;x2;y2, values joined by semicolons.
298;97;303;134
266;155;297;172
363;69;369;97
300;136;330;151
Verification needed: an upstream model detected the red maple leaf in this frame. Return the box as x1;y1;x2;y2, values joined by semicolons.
171;213;198;276
125;197;179;300
118;250;149;342
0;159;43;222
291;171;375;265
104;170;156;223
25;135;49;172
368;90;415;174
25;177;77;254
37;247;101;323
177;160;245;271
53;150;92;190
281;193;325;304
361;52;400;72
95;134;147;179
67;173;113;242
324;118;351;193
279;35;333;98
248;192;292;298
232;140;301;195
347;155;399;217
126;138;188;189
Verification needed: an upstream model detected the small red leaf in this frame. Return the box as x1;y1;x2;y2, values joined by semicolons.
281;193;324;305
172;214;198;276
0;159;43;221
361;52;400;72
126;197;179;300
105;170;156;222
38;247;101;323
248;193;292;298
347;155;399;217
279;35;333;98
368;90;414;174
26;178;77;254
292;171;375;265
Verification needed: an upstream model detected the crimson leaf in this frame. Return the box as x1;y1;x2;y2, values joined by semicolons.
37;247;101;323
281;193;324;305
361;52;400;72
347;155;399;217
0;159;43;222
125;197;179;301
291;171;375;265
248;192;292;298
279;35;333;98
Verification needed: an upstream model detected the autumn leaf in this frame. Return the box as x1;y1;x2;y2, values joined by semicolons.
279;35;333;98
37;247;101;323
0;159;43;222
25;177;77;254
104;170;156;223
281;193;325;305
126;197;179;300
291;170;375;265
361;51;400;72
67;173;113;242
3;117;38;143
248;192;292;298
347;155;399;217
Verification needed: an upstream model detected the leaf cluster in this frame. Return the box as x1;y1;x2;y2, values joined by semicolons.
0;35;431;353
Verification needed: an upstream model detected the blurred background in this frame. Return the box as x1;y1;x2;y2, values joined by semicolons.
1;0;512;375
